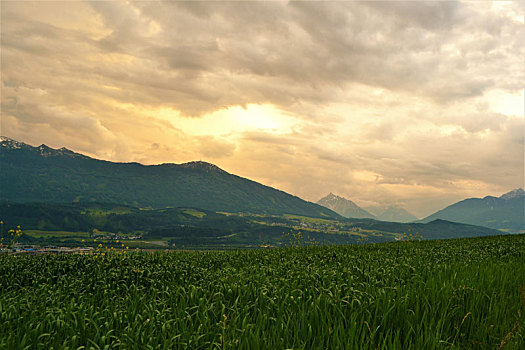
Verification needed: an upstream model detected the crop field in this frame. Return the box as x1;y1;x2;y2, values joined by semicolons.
0;235;524;349
24;230;90;239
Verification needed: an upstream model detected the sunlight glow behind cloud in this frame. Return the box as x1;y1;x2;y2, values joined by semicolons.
485;90;524;117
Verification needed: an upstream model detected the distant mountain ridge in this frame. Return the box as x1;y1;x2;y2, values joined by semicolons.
373;206;418;223
0;137;339;218
421;189;524;232
317;193;375;219
1;137;86;158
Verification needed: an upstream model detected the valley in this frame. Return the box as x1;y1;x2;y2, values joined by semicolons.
1;202;503;252
1;137;517;252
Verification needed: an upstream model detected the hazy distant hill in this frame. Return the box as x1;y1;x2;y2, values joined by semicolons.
345;217;501;240
317;193;375;219
0;137;339;218
372;206;418;223
421;189;524;232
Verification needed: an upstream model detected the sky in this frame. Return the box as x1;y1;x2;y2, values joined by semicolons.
1;1;523;217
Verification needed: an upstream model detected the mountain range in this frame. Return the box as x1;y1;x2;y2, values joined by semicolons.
421;188;524;232
317;193;418;223
316;193;375;219
1;136;521;234
0;137;338;218
367;206;419;223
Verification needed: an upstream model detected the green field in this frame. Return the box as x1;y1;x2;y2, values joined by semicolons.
283;214;337;224
24;230;90;238
182;209;207;219
1;235;524;349
20;230;163;249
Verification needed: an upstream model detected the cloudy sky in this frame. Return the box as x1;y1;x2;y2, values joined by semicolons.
1;1;523;217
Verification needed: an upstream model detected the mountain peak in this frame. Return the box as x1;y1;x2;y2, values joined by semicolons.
500;188;524;200
317;193;375;219
37;143;70;157
179;161;226;173
325;192;339;199
1;136;28;149
1;137;85;158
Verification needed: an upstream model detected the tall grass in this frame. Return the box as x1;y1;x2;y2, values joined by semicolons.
0;235;523;349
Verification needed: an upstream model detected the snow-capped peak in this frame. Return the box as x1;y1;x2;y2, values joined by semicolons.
0;136;27;149
500;188;525;200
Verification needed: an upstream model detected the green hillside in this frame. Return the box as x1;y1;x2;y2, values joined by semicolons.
421;189;524;232
0;137;338;218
